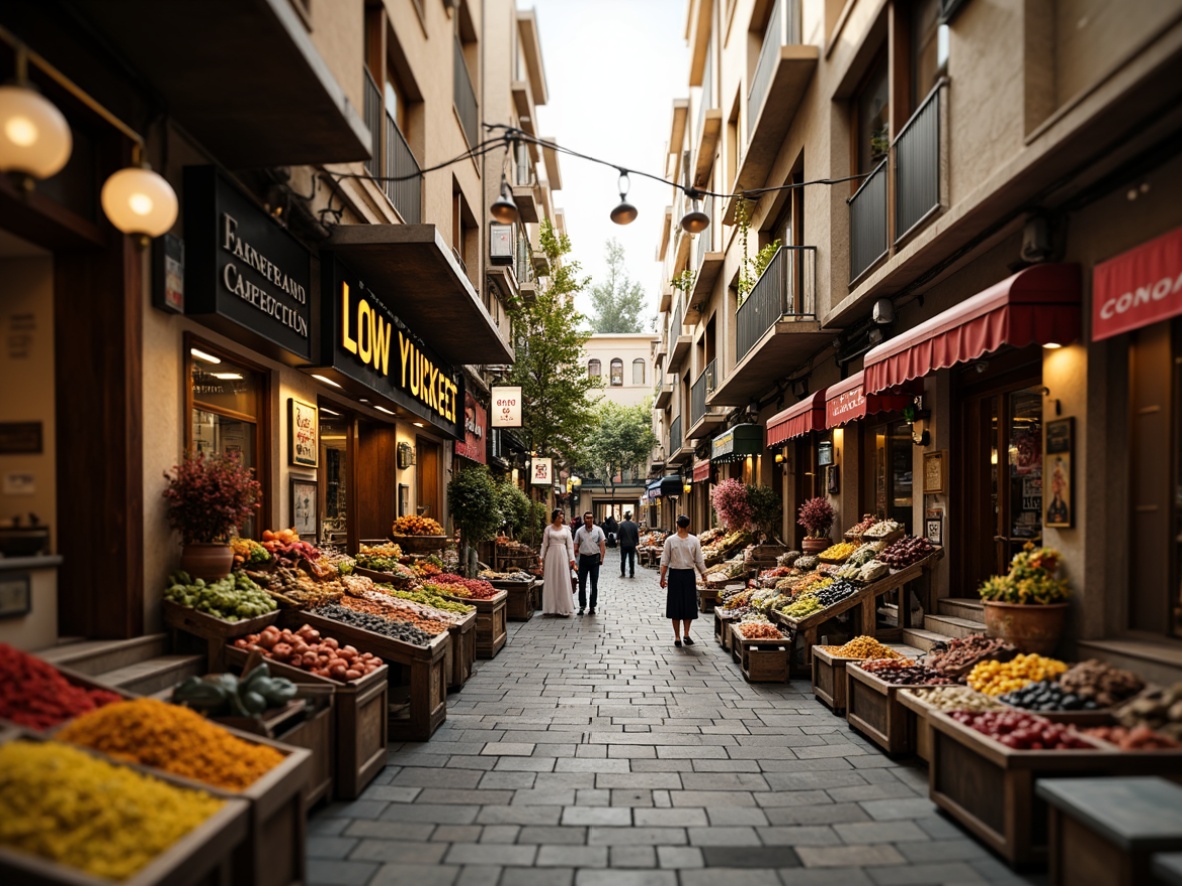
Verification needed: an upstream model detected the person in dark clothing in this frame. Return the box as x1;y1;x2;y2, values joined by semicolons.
617;511;640;578
602;514;619;548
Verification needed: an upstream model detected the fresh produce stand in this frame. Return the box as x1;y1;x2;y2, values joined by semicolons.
844;662;952;754
161;598;280;673
440;589;508;659
492;578;538;621
729;623;790;684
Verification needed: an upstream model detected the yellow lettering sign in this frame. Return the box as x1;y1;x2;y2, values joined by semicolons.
341;283;357;355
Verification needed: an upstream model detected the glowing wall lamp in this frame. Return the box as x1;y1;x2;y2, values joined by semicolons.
101;147;178;246
0;48;71;183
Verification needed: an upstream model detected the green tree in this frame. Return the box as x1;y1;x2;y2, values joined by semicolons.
496;478;532;538
589;239;646;333
504;219;600;468
447;465;502;576
582;399;658;503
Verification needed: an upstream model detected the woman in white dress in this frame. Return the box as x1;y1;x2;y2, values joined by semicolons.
539;509;576;617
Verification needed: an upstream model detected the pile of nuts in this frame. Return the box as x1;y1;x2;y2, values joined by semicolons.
1114;684;1182;740
856;659;955;685
1059;659;1145;707
924;634;1017;676
967;654;1069;696
904;686;1005;712
822;636;909;660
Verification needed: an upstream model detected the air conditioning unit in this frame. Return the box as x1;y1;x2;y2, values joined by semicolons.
490;224;513;265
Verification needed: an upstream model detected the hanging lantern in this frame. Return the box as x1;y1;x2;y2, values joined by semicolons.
101;164;178;242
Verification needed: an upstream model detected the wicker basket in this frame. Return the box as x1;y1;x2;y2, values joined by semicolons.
389;534;449;554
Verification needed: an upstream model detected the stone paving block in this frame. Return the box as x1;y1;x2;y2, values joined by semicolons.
704;807;771;826
679;772;770;791
392;767;483;788
324;799;388;819
380;804;481;825
478;824;521;843
913;816;968;840
495;757;558;771
368;863;461;885
343;820;436;841
796;844;907;868
417;788;515;806
682;869;785;885
445;756;499;771
574;870;677;886
475;805;563;826
513;788;577;806
895;839;989;862
656;845;705;868
763;771;867;791
610;845;657;867
481;742;537;756
754;789;832;808
864;861;988;884
828;783;925;803
444;844;538;866
360;784;423;804
701;846;801;868
562;806;633;826
307;835;358;859
688;758;763;772
308;817;348;837
756;826;844;847
587;826;688;846
671;790;757;807
516;825;587;845
686;826;763;847
454;865;502;886
776;868;875;885
501;867;574;886
479;771;537;789
859;798;940;821
307;859;378;886
350;839;450;864
535;845;610;867
596;772;683;789
833;821;931;844
430;825;484;843
610;788;656;807
763;804;870;826
634;808;709;827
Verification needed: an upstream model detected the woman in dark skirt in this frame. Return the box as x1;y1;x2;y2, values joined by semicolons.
659;515;709;647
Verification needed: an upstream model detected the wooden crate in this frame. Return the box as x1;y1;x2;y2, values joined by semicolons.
224;645;389;802
444;609;477;690
442;590;508;659
811;646;860;713
499;580;535;621
714;609;737;648
271;690;334;809
926;708;1182;867
162;599;281;672
698;586;720;613
293;611;449;744
897;688;938;763
730;628;790;684
845;664;946;754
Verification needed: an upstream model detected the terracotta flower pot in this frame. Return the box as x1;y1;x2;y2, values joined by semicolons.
180;542;234;582
801;536;830;555
982;601;1068;655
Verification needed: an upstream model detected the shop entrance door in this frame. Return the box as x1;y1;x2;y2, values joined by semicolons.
860;421;915;530
958;381;1044;595
416;437;442;520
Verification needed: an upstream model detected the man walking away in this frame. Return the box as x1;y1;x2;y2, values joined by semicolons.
617;511;640;578
602;513;619;548
573;512;606;615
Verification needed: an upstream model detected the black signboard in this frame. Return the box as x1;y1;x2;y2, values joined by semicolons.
183;166;312;361
322;257;462;438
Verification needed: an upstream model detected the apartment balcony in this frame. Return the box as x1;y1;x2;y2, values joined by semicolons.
723;0;818;223
687;359;726;440
848;159;888;283
689;200;723;322
532;249;550;276
693;109;722;189
659;282;673;313
668;303;692;369
513;185;539;223
709;245;828;407
654;376;673;409
668;414;692;466
363;70;421;225
512;80;538;136
454;37;479;147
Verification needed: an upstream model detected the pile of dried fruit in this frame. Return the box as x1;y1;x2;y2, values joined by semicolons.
0;644;122;730
1083;725;1182;750
856;660;950;685
822;636;909;660
817;541;859;561
846;514;878;537
862;519;903;539
903;685;1005;712
879;535;936;568
781;596;824;619
811;578;860;607
999;679;1100;712
232;624;384;680
966;654;1068;696
1114;684;1182;740
1059;659;1144;707
949;710;1094;750
924;634;1016;676
736;621;784;640
430;574;501;599
392;515;445;536
337;595;450;634
246;563;346;609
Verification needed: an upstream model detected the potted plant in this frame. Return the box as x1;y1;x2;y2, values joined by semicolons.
797;497;835;554
447;465;503;577
746;484;783;549
978;543;1070;655
711;478;753;534
163;452;262;581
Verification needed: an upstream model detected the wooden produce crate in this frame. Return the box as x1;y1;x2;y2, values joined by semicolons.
271;689;334;809
442;590;508;659
293;611;449;743
845;664;947;754
0;734;251;886
698;586;721;613
926;708;1182;867
897;688;938;764
498;580;536;621
224;645;390;802
162;599;281;672
714;609;738;649
730;626;790;684
444;609;477;690
811;646;861;714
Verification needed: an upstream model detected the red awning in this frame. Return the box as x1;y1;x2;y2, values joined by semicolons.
693;460;711;483
767;389;828;447
824;371;919;428
1093;225;1182;341
863;264;1081;394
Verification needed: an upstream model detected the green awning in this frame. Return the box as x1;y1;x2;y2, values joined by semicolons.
711;424;763;463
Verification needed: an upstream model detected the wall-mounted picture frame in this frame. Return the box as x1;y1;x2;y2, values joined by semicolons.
291;476;318;540
1044;417;1073;529
288;397;319;467
0;573;31;619
922;450;947;494
398;484;411;518
925;518;943;547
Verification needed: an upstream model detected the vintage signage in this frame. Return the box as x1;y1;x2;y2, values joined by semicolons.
827;383;866;424
183;166;312;360
454;393;487;464
491;386;523;428
1093;225;1182;341
322;258;461;437
711;424;762;462
530;457;553;486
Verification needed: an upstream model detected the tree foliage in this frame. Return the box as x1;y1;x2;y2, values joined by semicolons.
746;484;782;542
582;400;658;495
496;478;532;537
503;219;600;467
589;239;647;333
447;465;501;575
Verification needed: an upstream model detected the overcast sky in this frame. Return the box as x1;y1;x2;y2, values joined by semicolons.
527;0;688;326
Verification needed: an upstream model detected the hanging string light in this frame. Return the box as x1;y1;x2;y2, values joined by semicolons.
609;170;637;225
0;45;72;183
490;173;519;224
679;189;710;235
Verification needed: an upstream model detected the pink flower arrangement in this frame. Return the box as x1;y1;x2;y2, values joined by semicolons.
712;478;753;531
163;452;262;544
797;496;835;537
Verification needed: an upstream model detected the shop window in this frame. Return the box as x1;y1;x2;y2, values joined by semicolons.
910;0;948;111
319;407;349;548
588;358;601;379
861;422;914;530
187;342;268;538
610;358;624;386
632;358;645;385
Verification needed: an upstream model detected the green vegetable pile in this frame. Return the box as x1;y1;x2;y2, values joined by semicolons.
172;662;297;718
381;586;475;614
164;571;277;621
781;595;824;619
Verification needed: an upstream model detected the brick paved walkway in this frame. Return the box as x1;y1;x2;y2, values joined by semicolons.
308;550;1042;886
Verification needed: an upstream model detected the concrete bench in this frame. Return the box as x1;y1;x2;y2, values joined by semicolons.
1036;777;1182;886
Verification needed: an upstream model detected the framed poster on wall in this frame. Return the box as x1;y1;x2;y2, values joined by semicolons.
290;476;318;540
922;450;947;494
288;398;319;467
1044;418;1073;528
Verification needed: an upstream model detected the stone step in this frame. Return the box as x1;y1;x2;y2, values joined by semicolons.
902;628;951;652
924;613;986;640
95;654;206;696
937;597;986;623
35;634;169;676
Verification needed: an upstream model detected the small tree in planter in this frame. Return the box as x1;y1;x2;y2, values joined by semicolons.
797;496;835;554
163;452;262;581
711;478;753;532
496;479;532;539
448;465;503;577
746;484;782;545
978;543;1070;655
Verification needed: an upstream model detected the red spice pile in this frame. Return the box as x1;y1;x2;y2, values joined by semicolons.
0;643;122;730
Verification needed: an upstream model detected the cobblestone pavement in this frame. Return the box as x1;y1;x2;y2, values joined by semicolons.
309;550;1043;886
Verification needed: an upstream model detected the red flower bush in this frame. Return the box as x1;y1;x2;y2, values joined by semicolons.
163;452;262;544
712;479;753;531
797;496;835;537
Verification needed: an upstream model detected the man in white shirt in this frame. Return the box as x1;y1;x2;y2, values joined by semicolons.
573;512;607;615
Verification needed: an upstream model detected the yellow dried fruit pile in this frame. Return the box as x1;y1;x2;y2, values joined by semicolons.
966;653;1069;696
822;636;911;660
818;541;859;561
0;741;223;881
58;697;284;791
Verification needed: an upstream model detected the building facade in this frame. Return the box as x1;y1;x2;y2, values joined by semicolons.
654;0;1182;678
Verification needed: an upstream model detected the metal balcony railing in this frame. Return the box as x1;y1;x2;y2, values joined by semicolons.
848;159;888;282
670;303;683;341
454;37;479;147
670;415;682;455
736;245;817;360
695;195;712;270
384;113;421;224
698;36;714;134
748;0;800;136
895;82;942;243
690;359;716;427
363;70;381;176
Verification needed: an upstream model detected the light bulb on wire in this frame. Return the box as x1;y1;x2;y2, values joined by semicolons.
610;170;637;225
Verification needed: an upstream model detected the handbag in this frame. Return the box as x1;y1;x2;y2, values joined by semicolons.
571;572;578;595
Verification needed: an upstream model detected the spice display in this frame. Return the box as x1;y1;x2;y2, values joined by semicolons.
1083;725;1182;750
735;620;784;640
817;541;858;562
998;679;1099;712
430;574;501;599
378;586;475;615
338;595;450;634
171;663;298;717
392;515;445;536
233;624;384;680
846;514;878;537
1058;659;1144;707
310;603;434;646
949;709;1094;750
904;685;1006;712
812;578;861;607
966;654;1069;696
163;570;277;621
246;563;345;609
862;519;903;539
1114;684;1182;740
792;554;819;571
230;536;271;567
822;636;909;660
879;535;935;568
924;634;1017;676
58;698;285;791
0;740;224;881
781;596;824;619
0;644;122;730
856;660;952;685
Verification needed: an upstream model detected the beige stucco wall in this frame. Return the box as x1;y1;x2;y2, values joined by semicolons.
584;334;660;409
